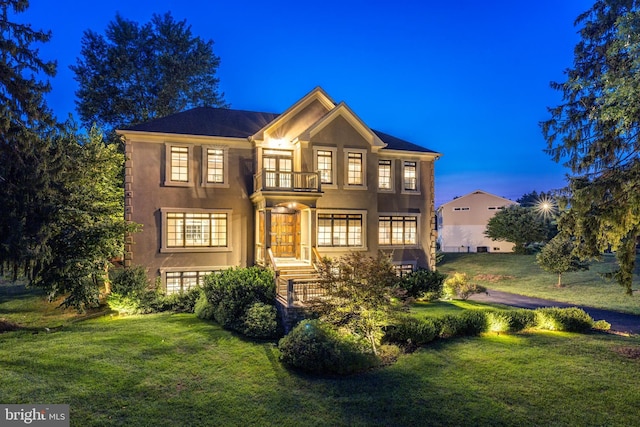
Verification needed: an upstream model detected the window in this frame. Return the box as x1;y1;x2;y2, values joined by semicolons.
453;207;470;211
318;213;363;247
166;271;212;294
344;149;366;188
164;211;228;249
347;152;363;185
165;144;193;186
378;159;392;191
171;146;189;182
403;161;418;192
379;216;418;246
205;147;225;184
317;150;333;184
393;264;415;277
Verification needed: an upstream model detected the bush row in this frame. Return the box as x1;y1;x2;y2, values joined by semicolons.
383;306;601;349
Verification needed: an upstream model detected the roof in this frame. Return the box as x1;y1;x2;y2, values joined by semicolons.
438;190;518;209
122;106;437;154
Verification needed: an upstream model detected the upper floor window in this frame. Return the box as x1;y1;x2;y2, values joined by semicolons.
379;216;418;246
201;146;229;188
453;207;470;211
378;159;393;191
207;148;224;183
403;161;418;192
164;144;193;187
316;149;333;184
344;149;367;188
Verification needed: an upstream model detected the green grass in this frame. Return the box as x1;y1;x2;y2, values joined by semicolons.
437;253;640;315
1;311;639;426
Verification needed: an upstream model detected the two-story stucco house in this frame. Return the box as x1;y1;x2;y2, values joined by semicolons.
117;87;441;306
437;190;518;253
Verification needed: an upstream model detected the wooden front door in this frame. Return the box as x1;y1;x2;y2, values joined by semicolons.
271;212;298;258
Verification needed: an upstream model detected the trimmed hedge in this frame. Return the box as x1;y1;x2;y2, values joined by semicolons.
487;309;537;333
535;307;594;332
383;316;438;347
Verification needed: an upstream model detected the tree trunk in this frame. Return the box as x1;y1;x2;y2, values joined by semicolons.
556;273;563;288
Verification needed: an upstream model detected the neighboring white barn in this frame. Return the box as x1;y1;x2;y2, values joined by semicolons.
437;190;518;253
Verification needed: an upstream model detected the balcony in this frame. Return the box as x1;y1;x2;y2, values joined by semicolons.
253;171;321;193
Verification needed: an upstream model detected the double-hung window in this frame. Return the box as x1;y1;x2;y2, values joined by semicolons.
165;144;193;186
379;216;418;246
403;161;418;192
378;159;393;191
316;149;333;185
203;146;227;186
344;149;367;188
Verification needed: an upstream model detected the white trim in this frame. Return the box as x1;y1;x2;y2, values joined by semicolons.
313;146;338;189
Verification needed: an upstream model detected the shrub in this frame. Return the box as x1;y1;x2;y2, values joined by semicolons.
107;266;158;314
194;293;215;320
458;310;488;336
201;267;275;334
278;320;377;375
487;309;537;333
436;314;464;338
535;307;594;332
383;316;438;348
442;273;487;300
155;286;202;313
399;269;446;300
593;319;611;331
242;302;278;339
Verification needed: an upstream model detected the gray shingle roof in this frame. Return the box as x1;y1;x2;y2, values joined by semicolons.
123;107;437;153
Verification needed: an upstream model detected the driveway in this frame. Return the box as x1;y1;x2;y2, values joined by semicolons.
469;289;640;335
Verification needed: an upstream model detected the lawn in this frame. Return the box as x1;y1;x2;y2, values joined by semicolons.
437;253;640;315
2;283;640;426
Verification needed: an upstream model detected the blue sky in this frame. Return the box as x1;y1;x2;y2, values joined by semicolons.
22;0;592;205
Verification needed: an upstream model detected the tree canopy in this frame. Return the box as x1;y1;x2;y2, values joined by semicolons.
0;0;58;280
71;12;228;131
484;205;548;254
536;235;590;287
541;0;640;294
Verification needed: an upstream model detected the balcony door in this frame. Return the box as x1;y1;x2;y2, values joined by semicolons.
263;149;292;189
271;211;299;258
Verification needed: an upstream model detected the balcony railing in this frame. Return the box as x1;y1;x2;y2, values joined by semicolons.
254;171;321;193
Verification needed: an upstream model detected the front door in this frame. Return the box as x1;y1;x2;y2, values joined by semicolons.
271;212;298;258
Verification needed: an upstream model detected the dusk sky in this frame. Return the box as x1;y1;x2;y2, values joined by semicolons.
21;0;592;206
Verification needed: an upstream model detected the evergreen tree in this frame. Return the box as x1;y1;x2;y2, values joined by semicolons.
71;12;228;132
0;0;58;280
542;0;640;294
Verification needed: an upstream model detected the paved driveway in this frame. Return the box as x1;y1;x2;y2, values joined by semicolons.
469;289;640;335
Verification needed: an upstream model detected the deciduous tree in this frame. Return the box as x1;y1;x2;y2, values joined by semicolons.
542;0;640;294
485;206;547;254
536;235;590;287
71;12;228;131
312;252;406;355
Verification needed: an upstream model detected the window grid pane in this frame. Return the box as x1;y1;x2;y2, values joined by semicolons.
171;146;189;182
207;148;224;183
379;216;417;245
404;161;417;190
378;160;391;190
318;214;362;247
379;216;391;245
317;150;333;184
166;212;227;248
347;152;363;185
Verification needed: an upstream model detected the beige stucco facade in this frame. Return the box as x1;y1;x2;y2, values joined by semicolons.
437;190;518;253
118;88;441;292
